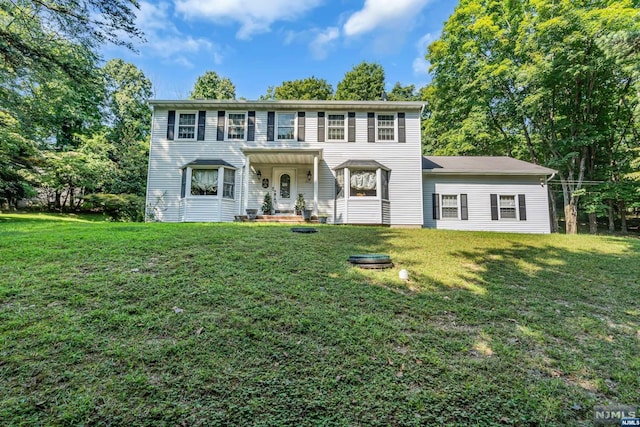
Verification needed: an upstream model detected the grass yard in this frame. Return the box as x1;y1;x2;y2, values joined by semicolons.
1;213;638;426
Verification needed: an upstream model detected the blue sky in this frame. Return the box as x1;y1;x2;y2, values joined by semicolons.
103;0;457;100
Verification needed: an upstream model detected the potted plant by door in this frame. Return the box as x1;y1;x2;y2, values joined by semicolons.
294;194;306;215
262;193;273;215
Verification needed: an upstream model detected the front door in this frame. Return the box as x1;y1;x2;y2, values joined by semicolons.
273;168;297;212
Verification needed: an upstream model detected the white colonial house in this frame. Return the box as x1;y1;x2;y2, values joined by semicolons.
145;100;556;233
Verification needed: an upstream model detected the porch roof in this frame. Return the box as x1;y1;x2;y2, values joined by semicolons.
242;149;322;165
182;159;237;169
332;160;391;171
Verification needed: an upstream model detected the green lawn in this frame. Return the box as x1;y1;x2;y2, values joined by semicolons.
1;213;638;426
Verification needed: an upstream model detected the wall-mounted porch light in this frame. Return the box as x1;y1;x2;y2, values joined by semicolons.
256;169;262;179
307;170;312;182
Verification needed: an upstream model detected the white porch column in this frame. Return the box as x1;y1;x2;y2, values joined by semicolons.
313;155;319;215
243;156;250;214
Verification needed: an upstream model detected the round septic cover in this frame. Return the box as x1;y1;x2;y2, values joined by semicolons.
291;227;317;233
349;254;391;263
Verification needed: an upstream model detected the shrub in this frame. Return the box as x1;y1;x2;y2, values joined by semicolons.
83;193;145;222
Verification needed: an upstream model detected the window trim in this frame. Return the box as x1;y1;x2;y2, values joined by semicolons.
225;111;247;141
326;112;348;142
176;110;198;141
376;112;397;142
276;112;297;141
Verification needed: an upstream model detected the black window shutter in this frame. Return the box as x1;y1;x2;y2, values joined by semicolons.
197;110;206;141
247;111;256;141
267;111;275;141
180;169;186;198
317;112;325;142
216;111;225;141
367;112;375;143
461;194;468;220
398;112;406;143
167;110;176;140
297;112;305;141
490;194;499;220
432;193;440;220
518;194;527;221
348;112;356;142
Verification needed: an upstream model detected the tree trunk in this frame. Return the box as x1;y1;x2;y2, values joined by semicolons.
608;201;615;233
588;213;598;234
619;200;627;233
565;199;578;234
549;188;559;233
55;191;62;210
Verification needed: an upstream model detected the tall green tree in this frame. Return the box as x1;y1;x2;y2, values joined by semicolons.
269;76;333;100
189;71;236;100
387;83;419;101
335;62;386;101
425;0;640;234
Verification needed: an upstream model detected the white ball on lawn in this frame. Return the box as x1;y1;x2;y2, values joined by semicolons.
399;269;409;280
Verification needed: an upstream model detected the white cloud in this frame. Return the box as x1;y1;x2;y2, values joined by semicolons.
343;0;433;37
412;32;437;75
135;1;225;67
309;27;340;60
174;0;323;40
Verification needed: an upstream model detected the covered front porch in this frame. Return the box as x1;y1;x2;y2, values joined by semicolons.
241;148;324;218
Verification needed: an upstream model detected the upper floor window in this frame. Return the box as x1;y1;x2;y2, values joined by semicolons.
327;114;345;141
178;113;196;139
377;114;395;141
277;113;296;140
227;113;246;140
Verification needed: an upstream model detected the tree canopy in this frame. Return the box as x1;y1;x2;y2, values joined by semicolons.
425;0;640;233
266;76;334;100
189;71;236;100
335;61;386;101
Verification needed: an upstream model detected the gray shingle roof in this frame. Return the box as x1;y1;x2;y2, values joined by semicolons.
422;156;556;175
333;160;391;171
182;159;237;169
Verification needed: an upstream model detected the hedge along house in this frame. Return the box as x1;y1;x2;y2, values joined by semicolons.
145;100;556;233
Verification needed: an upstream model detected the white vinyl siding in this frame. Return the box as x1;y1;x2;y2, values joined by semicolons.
422;175;551;233
146;108;424;226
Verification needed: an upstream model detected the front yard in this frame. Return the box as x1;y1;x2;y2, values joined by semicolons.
0;213;638;425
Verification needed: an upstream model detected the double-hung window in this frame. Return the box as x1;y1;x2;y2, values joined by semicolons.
223;169;235;199
327;114;345;141
277;113;296;140
441;195;458;219
227;113;246;140
499;195;517;219
178;112;196;139
377;114;395;141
